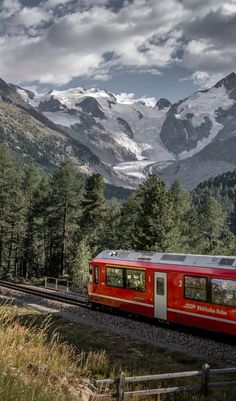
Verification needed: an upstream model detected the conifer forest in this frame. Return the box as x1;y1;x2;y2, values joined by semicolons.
0;144;235;287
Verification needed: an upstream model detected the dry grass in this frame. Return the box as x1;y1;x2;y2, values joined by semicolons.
0;304;235;401
0;305;110;401
0;306;76;374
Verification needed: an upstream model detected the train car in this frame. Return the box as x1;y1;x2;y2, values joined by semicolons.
88;250;236;336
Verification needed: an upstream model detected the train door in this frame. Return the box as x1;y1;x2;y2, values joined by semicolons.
93;266;100;293
154;272;167;320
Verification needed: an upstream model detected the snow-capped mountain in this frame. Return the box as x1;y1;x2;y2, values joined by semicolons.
156;72;236;187
19;85;174;186
2;72;236;189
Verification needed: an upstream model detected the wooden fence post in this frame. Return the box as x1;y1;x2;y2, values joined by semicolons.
201;363;210;397
45;277;47;288
55;278;58;290
115;372;126;401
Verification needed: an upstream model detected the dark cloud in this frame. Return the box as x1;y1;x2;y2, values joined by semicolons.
184;9;236;45
183;45;236;75
180;0;224;12
20;0;43;6
106;0;133;12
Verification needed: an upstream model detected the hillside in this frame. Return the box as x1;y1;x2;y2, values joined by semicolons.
0;102;77;170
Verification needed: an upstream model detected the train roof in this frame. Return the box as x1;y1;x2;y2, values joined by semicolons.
95;250;236;270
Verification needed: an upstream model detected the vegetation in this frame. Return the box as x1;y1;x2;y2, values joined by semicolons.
0;304;235;401
0;101;80;172
194;169;236;235
0;144;235;282
0;305;117;401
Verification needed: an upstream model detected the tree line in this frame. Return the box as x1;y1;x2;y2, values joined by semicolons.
0;145;235;286
194;169;236;235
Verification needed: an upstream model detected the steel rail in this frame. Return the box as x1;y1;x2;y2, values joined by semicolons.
0;280;89;308
0;280;234;345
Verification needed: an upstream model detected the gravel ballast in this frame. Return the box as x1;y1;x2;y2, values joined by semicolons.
0;286;235;366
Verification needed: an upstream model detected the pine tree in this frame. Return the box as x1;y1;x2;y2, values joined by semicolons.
100;198;121;250
132;175;175;251
170;179;198;252
118;192;141;249
70;239;91;291
7;178;25;277
49;160;82;276
31;176;51;277
21;166;41;278
197;195;234;254
79;173;105;254
0;146;23;278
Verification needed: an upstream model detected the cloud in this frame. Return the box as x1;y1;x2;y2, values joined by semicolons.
115;92;136;104
0;0;185;84
180;0;235;16
0;0;21;18
0;0;235;89
184;9;236;46
12;7;51;27
181;6;236;86
115;92;157;107
44;0;72;7
180;71;224;88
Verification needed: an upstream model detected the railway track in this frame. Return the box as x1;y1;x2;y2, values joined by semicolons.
0;280;89;308
0;280;234;347
0;282;235;373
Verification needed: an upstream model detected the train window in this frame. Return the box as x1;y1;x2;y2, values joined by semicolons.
126;269;145;292
211;278;236;307
89;264;93;283
156;277;165;295
106;267;124;288
184;276;207;301
94;266;99;284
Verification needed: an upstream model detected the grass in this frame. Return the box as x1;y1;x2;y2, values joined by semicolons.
42;315;236;401
0;303;235;401
0;305;108;401
0;371;74;401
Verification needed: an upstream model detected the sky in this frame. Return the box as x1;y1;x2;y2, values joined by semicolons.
0;0;236;102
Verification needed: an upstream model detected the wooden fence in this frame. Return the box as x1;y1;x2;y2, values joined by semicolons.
93;364;236;400
44;277;87;294
44;277;71;292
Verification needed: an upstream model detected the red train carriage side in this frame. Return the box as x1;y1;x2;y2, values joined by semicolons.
88;250;236;336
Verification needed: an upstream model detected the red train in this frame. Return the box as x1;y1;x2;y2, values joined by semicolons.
88;250;236;336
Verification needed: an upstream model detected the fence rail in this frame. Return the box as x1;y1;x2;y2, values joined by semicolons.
93;364;236;400
43;276;87;295
44;277;71;292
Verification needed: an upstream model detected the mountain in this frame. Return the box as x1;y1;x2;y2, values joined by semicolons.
15;85;174;187
1;72;236;189
0;79;108;175
155;72;236;188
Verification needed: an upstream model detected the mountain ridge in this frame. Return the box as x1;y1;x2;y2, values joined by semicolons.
1;72;236;189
